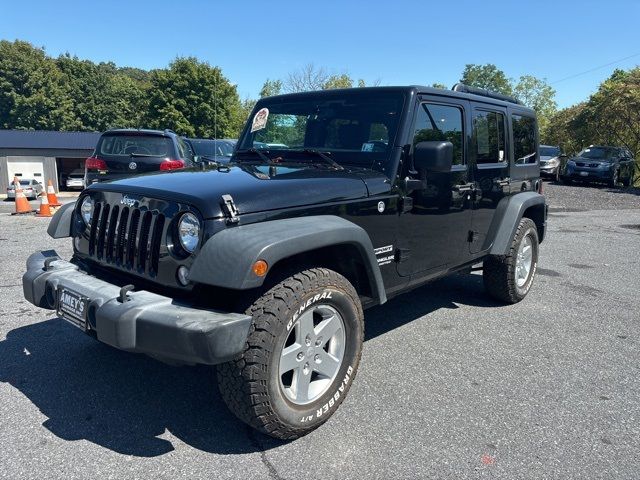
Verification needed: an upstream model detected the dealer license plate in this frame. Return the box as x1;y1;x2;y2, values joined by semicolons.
579;171;589;176
57;288;88;330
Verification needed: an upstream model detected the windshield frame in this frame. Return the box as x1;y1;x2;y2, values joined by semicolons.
540;146;561;157
236;89;409;175
577;146;618;160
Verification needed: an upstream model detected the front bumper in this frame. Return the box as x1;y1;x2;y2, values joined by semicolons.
564;167;613;181
22;250;252;365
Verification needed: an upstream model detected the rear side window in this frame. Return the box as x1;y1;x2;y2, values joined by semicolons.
99;135;172;157
413;103;464;165
474;110;506;164
512;115;538;165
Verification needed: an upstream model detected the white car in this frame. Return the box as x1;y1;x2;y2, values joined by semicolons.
6;179;44;199
65;170;85;190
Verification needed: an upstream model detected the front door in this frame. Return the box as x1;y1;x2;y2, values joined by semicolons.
469;105;510;254
397;98;473;277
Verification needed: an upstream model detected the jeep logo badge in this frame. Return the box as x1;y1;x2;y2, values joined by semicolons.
120;195;137;207
128;162;137;170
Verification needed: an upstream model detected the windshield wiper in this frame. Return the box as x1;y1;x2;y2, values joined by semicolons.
128;153;157;158
294;149;344;170
233;148;273;163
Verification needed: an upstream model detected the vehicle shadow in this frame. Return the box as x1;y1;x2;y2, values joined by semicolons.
0;273;498;457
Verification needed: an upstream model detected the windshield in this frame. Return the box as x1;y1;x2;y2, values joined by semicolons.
238;91;405;172
98;134;172;157
578;147;617;160
540;146;560;157
188;139;234;157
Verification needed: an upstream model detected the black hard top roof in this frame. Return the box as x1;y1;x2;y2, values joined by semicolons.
259;85;535;114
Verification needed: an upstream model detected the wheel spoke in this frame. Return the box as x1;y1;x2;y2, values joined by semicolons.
297;310;315;342
293;367;311;403
279;343;301;376
314;350;341;378
314;314;342;346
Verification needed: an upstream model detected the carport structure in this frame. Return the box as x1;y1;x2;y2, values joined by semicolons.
0;130;101;193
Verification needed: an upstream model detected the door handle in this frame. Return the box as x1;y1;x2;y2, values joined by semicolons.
495;178;510;187
454;183;475;192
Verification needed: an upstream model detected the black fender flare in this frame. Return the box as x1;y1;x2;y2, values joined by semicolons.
47;202;75;239
487;192;547;255
189;215;387;304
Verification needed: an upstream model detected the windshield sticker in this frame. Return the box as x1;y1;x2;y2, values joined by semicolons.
361;142;375;152
251;108;269;132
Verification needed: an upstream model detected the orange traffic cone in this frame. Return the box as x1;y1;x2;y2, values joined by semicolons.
35;193;53;217
11;177;34;215
46;179;62;207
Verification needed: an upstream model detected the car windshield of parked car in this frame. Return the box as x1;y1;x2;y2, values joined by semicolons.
189;140;233;157
540;146;561;157
68;170;84;178
99;134;172;157
237;91;405;172
578;147;616;160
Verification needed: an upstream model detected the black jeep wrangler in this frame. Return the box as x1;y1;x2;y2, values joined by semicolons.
23;84;546;440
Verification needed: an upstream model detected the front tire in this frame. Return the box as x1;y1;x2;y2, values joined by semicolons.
483;217;539;304
608;169;620;188
217;268;364;439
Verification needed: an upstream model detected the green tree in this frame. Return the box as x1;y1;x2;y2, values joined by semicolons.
460;64;513;95
144;57;242;138
0;40;75;130
431;83;448;90
56;54;147;131
323;74;354;89
259;79;282;98
513;75;557;136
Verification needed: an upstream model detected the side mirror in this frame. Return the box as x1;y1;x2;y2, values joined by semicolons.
413;141;453;173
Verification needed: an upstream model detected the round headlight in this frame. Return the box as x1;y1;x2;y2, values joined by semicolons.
80;196;94;225
178;212;200;253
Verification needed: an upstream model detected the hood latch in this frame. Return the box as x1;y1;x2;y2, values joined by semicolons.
221;194;239;224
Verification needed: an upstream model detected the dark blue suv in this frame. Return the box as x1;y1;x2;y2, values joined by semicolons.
561;145;635;187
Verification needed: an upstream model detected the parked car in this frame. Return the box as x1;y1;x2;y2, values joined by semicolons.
539;145;564;182
85;129;195;186
183;138;235;164
6;178;44;199
65;169;85;190
24;84;546;440
561;145;635;187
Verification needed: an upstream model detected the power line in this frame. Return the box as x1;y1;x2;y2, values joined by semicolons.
551;52;640;84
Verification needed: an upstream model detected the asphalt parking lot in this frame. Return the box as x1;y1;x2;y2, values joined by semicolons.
1;182;639;479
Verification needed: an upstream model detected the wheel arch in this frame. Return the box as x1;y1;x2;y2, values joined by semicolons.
189;215;387;305
488;192;547;255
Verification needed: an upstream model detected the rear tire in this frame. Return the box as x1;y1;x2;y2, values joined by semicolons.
217;268;364;439
483;217;539;304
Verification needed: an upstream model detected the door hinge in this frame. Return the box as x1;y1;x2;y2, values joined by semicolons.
395;248;411;263
467;230;479;243
221;194;239;224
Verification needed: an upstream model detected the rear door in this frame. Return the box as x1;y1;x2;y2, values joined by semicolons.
468;104;510;254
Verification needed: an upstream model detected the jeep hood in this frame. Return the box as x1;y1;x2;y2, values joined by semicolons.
86;163;386;218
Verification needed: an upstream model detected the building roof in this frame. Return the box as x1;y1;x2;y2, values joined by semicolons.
0;130;101;150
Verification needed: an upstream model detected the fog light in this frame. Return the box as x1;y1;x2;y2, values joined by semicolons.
177;266;190;286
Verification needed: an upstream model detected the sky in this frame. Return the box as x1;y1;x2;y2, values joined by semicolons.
1;0;639;109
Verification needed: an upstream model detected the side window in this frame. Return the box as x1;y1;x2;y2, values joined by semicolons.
474;110;506;164
178;138;194;162
512;114;537;165
413;103;464;165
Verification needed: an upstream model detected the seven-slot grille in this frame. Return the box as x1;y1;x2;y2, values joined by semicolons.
87;202;165;276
